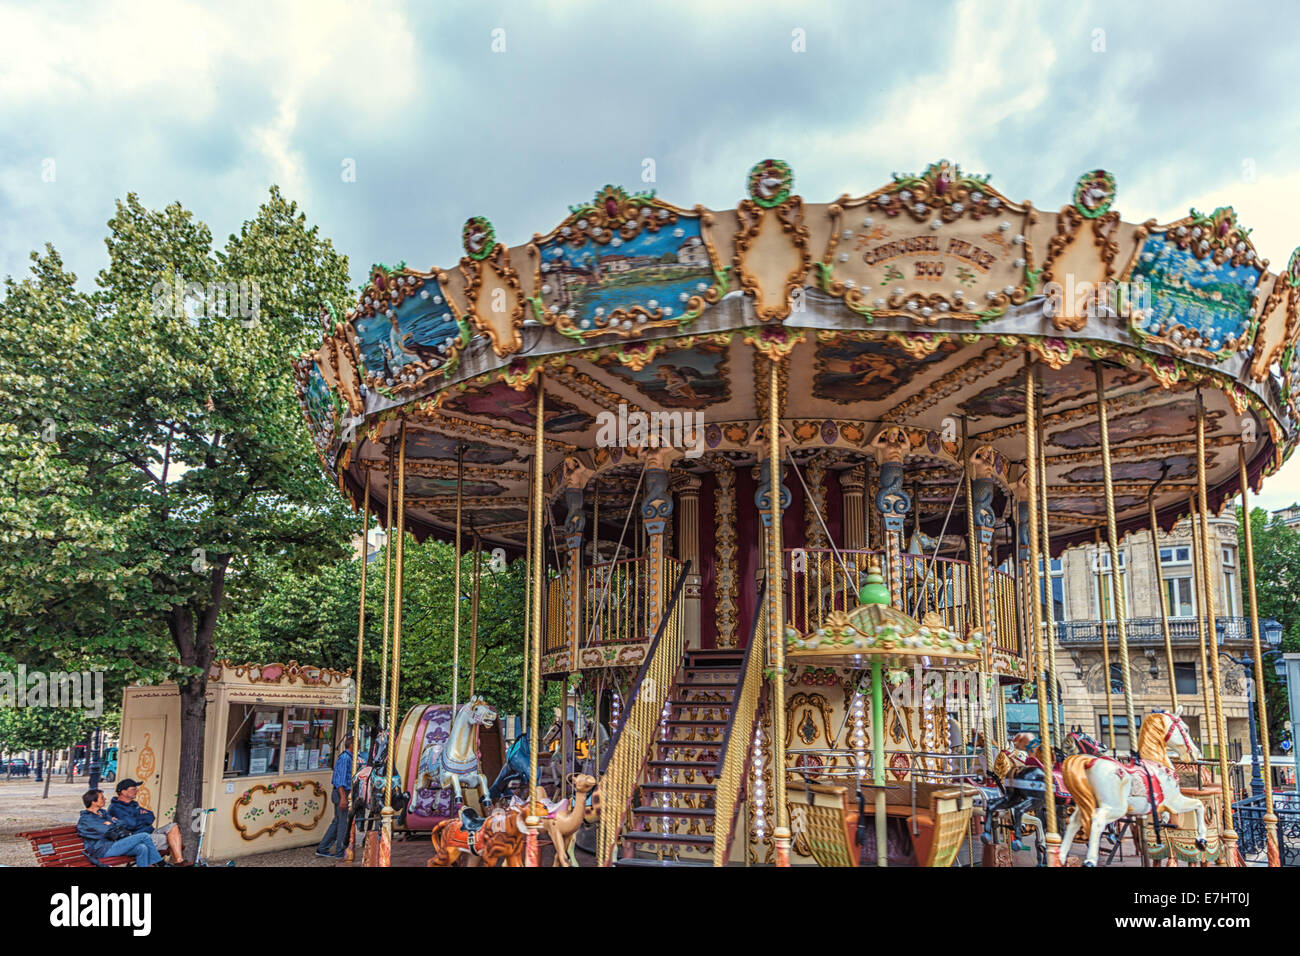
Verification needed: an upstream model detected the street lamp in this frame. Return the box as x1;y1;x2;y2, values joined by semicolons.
1221;650;1269;797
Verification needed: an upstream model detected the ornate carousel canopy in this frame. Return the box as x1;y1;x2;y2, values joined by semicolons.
294;160;1300;552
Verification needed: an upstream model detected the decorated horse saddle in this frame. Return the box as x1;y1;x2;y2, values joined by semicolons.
459;807;487;833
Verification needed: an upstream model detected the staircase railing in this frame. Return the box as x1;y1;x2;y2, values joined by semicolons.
711;582;767;866
595;560;692;866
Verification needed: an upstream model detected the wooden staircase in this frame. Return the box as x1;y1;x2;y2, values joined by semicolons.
616;648;746;863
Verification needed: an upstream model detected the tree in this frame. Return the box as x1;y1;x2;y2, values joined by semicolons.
219;537;531;717
1236;505;1300;746
0;188;355;857
0;707;96;798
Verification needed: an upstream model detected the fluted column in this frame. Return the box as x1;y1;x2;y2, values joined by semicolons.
841;466;867;552
675;473;703;649
641;450;676;637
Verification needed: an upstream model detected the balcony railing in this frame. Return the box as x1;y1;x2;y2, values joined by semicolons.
1057;616;1251;645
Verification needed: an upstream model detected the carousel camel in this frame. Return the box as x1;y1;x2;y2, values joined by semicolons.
539;774;599;866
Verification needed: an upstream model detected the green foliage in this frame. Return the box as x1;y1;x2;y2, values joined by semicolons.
0;706;95;754
219;538;529;716
1236;505;1300;745
0;187;356;684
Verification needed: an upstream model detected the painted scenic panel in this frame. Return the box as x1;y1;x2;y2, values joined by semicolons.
302;359;339;442
594;341;730;409
1059;453;1204;484
813;338;959;404
537;217;713;331
442;382;592;433
1049;398;1224;450
1129;235;1262;350
403;475;507;498
353;292;460;383
960;364;1145;419
403;431;516;464
1048;495;1144;516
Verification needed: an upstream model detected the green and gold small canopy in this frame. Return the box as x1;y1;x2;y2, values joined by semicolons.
784;561;983;670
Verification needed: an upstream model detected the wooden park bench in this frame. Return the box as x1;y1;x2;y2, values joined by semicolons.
19;824;135;867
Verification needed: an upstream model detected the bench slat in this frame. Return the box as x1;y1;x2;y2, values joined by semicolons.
20;824;133;867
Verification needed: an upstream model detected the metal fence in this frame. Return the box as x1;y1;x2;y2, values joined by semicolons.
1234;790;1300;866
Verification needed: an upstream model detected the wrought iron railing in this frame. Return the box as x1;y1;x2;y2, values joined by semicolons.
784;548;1021;656
1057;616;1251;645
595;561;691;866
543;575;568;654
711;584;767;866
583;556;682;646
1234;791;1300;866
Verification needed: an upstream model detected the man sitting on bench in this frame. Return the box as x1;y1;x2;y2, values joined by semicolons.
110;779;188;866
76;789;164;867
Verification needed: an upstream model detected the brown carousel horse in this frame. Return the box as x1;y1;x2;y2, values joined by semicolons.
427;805;526;867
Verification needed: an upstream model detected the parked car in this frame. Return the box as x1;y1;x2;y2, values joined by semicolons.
5;758;30;776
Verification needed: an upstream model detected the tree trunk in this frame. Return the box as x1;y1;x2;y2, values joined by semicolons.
42;753;52;799
170;559;228;862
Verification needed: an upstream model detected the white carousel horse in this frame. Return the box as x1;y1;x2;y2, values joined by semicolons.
437;696;498;804
1058;709;1206;867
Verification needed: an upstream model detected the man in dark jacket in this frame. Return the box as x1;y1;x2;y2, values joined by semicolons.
77;789;163;867
109;779;187;865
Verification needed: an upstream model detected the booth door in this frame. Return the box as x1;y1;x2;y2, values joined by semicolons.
122;716;166;812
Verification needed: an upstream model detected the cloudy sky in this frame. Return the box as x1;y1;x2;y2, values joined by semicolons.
4;0;1300;505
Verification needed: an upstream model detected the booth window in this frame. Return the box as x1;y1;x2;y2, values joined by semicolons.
283;707;338;772
224;704;284;777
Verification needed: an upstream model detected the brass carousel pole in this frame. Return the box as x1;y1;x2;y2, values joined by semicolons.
1025;355;1060;862
380;444;395;729
381;418;407;866
1189;494;1216;753
526;378;545;867
1196;390;1237;864
1148;495;1180;711
1094;363;1138;754
452;446;464;714
1238;444;1279;866
962;418;995;767
1035;373;1063;744
769;356;791;867
1095;527;1116;751
522;471;533;729
469;533;481;700
346;468;371;864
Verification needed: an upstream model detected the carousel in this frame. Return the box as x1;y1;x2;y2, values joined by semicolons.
294;159;1297;866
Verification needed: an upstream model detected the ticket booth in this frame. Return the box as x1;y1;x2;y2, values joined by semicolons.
118;659;359;861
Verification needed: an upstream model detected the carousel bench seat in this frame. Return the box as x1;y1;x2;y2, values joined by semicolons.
19;824;134;867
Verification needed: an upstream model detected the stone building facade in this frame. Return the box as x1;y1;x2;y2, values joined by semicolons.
1026;514;1253;757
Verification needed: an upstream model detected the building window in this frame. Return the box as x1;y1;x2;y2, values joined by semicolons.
1159;546;1192;565
1039;557;1065;623
1094;549;1126;621
1099;714;1140;753
1163;576;1195;617
1108;663;1127;695
1173;662;1198;695
1222;547;1238;616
